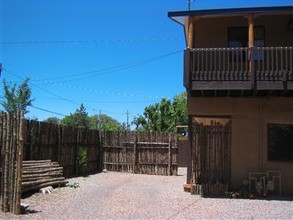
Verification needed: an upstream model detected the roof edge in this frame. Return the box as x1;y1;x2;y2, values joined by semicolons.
168;5;293;20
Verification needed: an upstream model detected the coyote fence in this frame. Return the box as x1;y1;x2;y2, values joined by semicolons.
24;120;101;177
0;112;25;215
102;131;178;175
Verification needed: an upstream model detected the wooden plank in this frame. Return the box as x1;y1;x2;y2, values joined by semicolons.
22;179;68;193
14;112;24;215
133;134;137;174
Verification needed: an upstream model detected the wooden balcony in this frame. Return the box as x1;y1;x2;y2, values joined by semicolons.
184;47;293;97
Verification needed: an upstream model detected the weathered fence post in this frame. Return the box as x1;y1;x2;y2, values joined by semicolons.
168;133;172;176
75;128;80;176
14;111;24;214
0;111;24;214
133;132;138;174
57;125;61;164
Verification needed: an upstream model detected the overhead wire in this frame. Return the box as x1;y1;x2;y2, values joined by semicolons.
32;49;182;83
1;67;146;117
30;105;66;117
27;49;182;99
3;37;183;45
2;67;92;111
1;49;181;118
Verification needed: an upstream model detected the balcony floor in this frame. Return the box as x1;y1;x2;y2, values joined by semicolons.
190;88;293;97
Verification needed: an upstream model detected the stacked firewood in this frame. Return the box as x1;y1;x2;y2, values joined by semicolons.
22;160;68;193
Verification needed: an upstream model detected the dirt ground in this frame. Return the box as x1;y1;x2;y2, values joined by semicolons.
1;168;293;219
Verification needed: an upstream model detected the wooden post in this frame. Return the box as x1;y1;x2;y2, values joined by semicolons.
248;14;254;51
168;134;172;176
98;129;103;173
75;128;79;176
1;112;24;214
133;133;137;174
187;17;195;48
14;111;24;215
2;113;9;212
247;14;255;88
57;125;61;164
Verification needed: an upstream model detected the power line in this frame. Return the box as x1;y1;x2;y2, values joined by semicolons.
1;48;180;118
3;1;177;3
30;105;66;117
32;49;182;83
3;37;183;45
2;68;80;106
32;96;154;104
2;67;142;117
32;80;165;100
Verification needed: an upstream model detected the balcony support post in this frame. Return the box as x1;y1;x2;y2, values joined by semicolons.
184;49;191;89
186;17;195;48
247;14;255;89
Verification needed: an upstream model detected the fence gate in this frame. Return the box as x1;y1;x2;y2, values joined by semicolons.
190;118;231;197
101;131;178;176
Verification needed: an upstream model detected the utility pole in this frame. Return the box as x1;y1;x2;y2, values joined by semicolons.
188;0;192;11
0;63;2;77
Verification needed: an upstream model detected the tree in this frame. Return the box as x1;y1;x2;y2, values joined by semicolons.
1;78;34;114
143;103;160;131
132;92;187;132
43;117;60;124
173;92;188;126
89;114;122;131
132;115;146;130
61;104;91;128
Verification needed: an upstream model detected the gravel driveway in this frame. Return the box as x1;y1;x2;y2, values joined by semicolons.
1;168;293;219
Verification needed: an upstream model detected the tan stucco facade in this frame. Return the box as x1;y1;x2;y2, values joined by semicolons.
191;14;293;48
188;97;293;195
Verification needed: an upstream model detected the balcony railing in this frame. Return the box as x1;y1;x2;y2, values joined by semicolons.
184;47;293;90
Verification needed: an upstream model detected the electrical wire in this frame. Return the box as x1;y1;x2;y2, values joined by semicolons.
32;49;182;83
3;67;83;107
30;105;66;117
1;49;179;118
3;37;183;45
2;67;143;117
3;0;177;3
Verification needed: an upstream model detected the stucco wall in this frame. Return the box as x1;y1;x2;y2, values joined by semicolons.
192;14;293;48
188;97;293;195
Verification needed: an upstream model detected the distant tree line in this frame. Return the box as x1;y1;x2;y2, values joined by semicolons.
1;78;187;132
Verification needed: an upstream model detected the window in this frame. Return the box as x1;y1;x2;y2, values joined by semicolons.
228;26;265;48
268;124;293;162
228;27;248;48
228;26;265;60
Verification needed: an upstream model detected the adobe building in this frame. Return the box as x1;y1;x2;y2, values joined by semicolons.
168;6;293;196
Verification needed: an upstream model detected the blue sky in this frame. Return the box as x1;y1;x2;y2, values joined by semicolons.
1;0;292;124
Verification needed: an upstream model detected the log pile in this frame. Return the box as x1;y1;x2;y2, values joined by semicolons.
22;160;68;193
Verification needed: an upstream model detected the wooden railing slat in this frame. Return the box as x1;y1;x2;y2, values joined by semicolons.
188;46;293;83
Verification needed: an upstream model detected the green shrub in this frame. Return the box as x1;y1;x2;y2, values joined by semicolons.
77;147;87;166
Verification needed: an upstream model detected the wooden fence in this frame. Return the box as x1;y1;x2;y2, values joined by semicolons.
0;112;25;214
102;131;178;175
24;120;101;177
0;112;179;214
190;120;231;197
